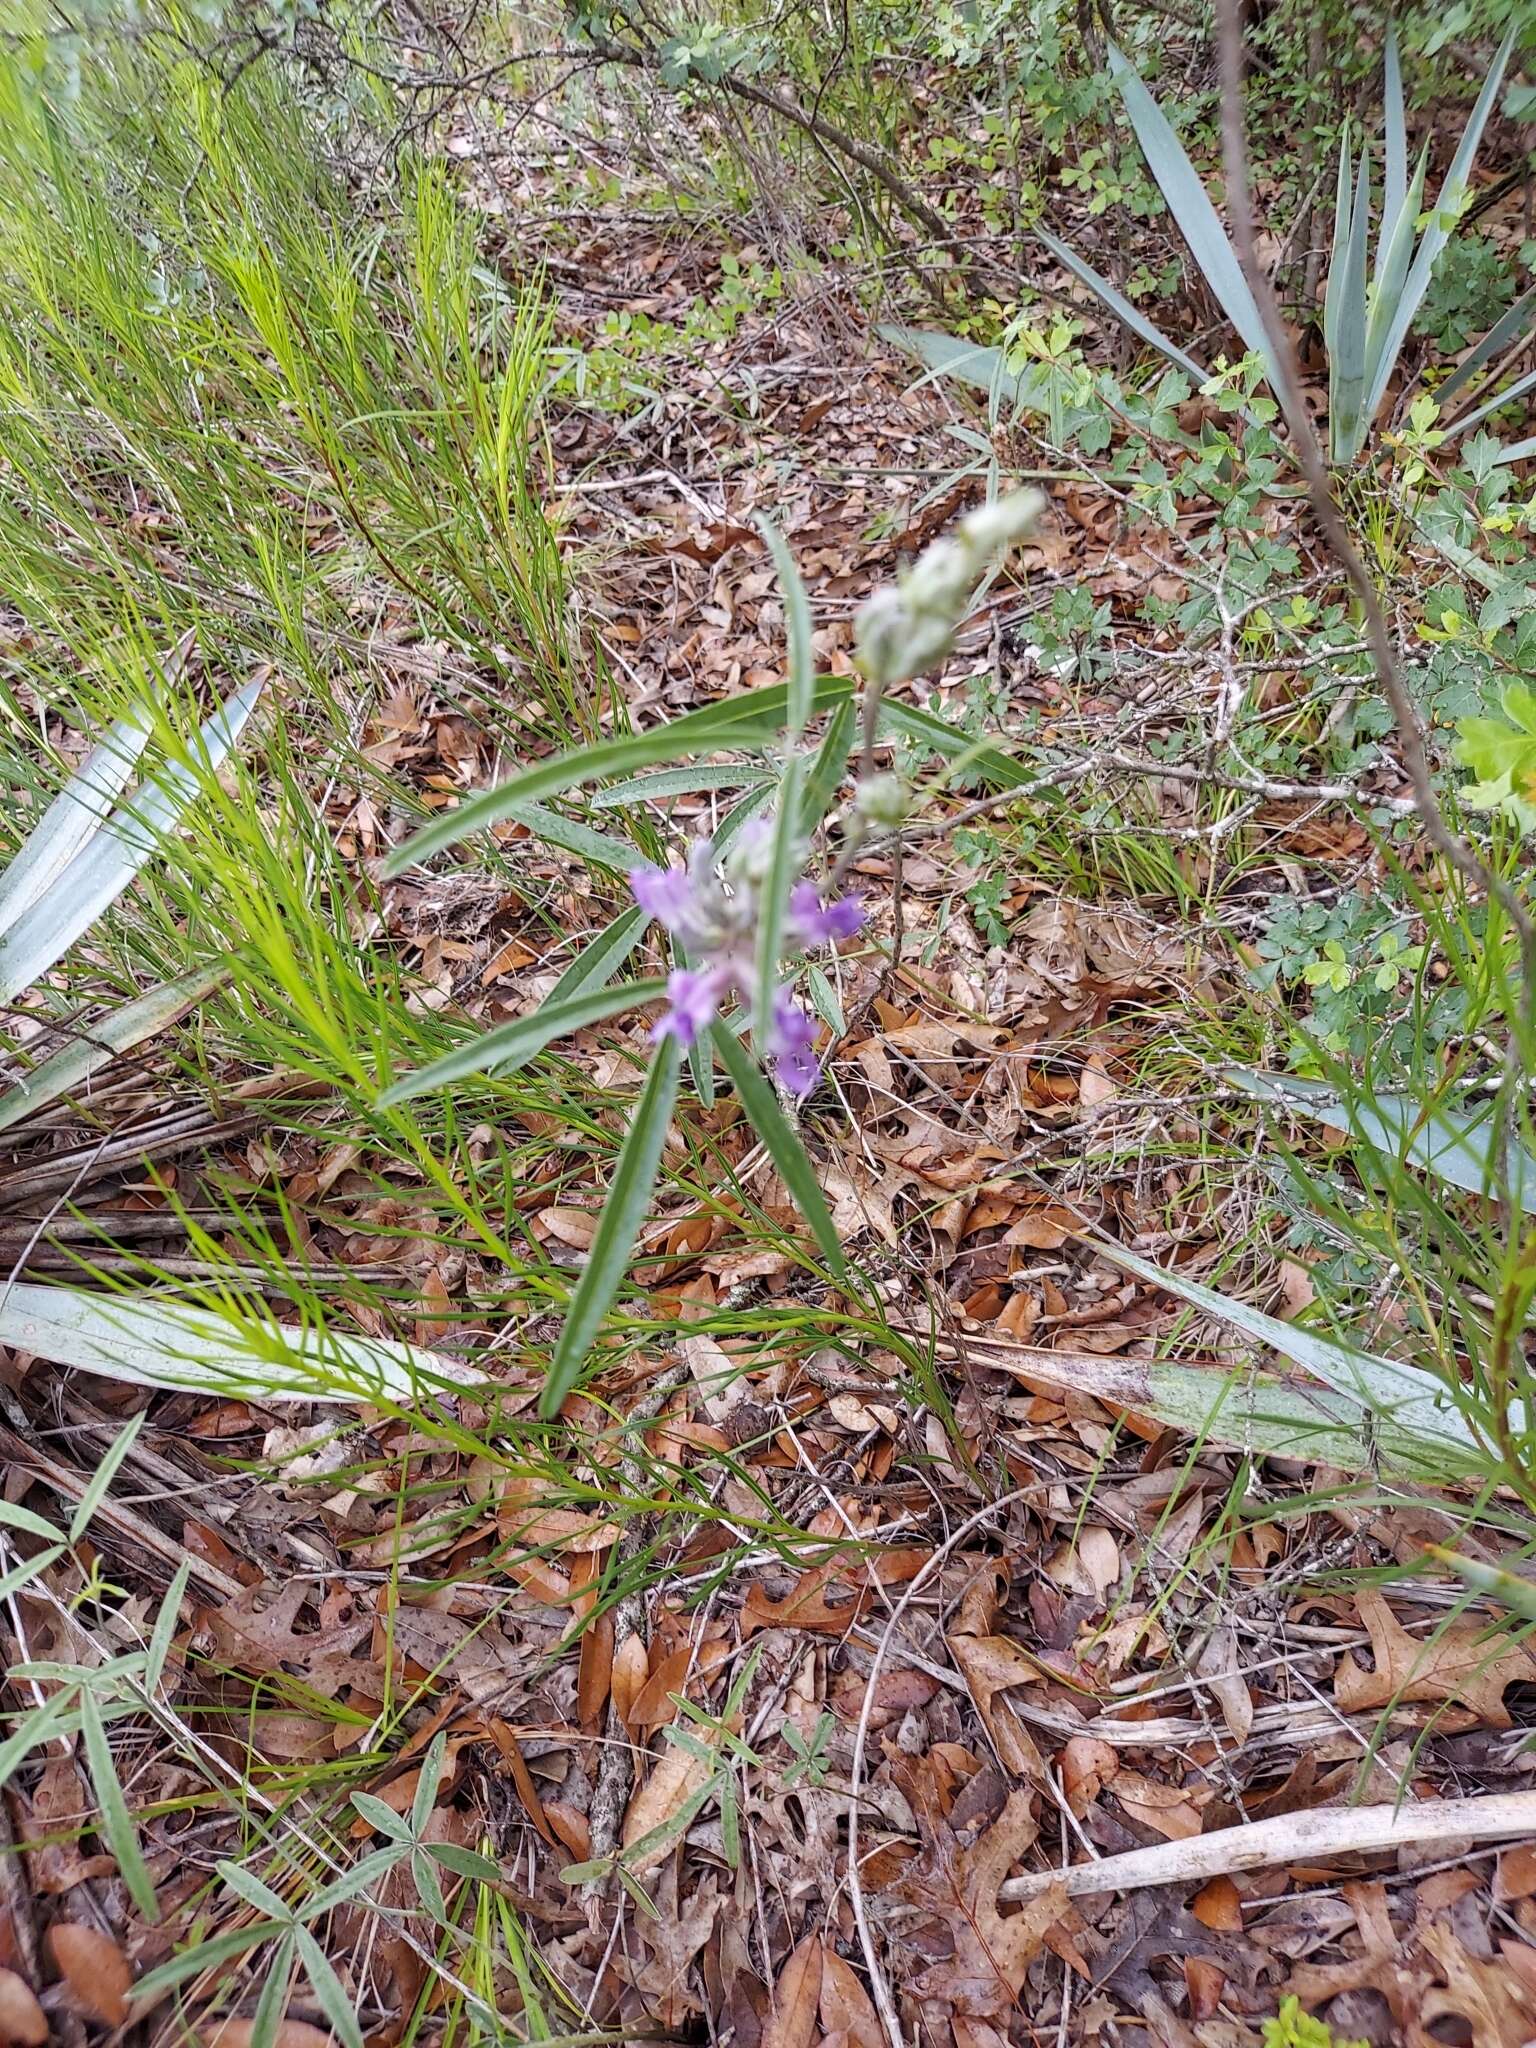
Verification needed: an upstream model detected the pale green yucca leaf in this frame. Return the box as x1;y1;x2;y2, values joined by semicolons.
542;1042;681;1417
1438;279;1536;413
1227;1067;1536;1206
877;325;1024;400
0;678;263;1004
1106;43;1276;374
1093;1238;1485;1464
752;758;805;1055
0;713;151;940
503;802;636;875
1359;144;1429;447
381;978;666;1103
1329;149;1372;463
0;965;225;1136
1364;25;1516;422
1495;430;1536;462
709;1022;845;1276
1323;128;1354;380
1381;27;1407;272
758;517;815;740
0;1281;479;1404
1438;361;1536;441
1034;229;1206;382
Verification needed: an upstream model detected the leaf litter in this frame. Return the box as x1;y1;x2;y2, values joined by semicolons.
0;35;1534;2048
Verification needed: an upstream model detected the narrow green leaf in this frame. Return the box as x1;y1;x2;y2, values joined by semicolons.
1424;1543;1536;1622
144;1561;190;1694
542;1044;682;1417
134;1925;277;1999
350;1791;414;1841
1035;228;1206;382
751;759;806;1055
381;979;666;1104
1106;44;1275;372
0;966;225;1137
519;905;649;1020
70;1414;142;1546
248;1937;295;2048
218;1857;294;1922
0;1689;71;1788
426;1842;502;1881
0;711;151;940
798;700;856;842
0;1546;65;1603
80;1688;158;1921
411;1732;446;1837
758;518;815;740
303;1846;408;1920
590;764;762;808
502;802;636;875
381;679;844;874
1438;362;1536;442
878;324;1023;401
295;1927;365;2048
411;1845;452;1927
710;1023;845;1276
1323;128;1353;368
0;1499;64;1543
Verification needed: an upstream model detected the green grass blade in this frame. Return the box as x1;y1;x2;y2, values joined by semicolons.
542;1043;681;1417
382;979;665;1102
1106;43;1275;373
69;1415;143;1544
0;965;225;1137
758;517;815;740
528;905;649;1013
709;1023;845;1276
751;758;805;1055
1035;227;1207;382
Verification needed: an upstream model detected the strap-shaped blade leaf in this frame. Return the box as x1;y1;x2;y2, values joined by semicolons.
758;517;815;740
1035;226;1207;382
1329;149;1372;463
490;904;650;1079
1323;128;1354;365
0;678;262;1004
1365;25;1517;422
1228;1066;1536;1205
1361;144;1428;428
710;1022;845;1276
1381;27;1407;275
1438;280;1536;412
1440;361;1536;440
0;964;225;1136
877;324;1024;401
751;756;805;1055
0;713;151;939
543;1043;681;1417
590;764;760;808
380;977;665;1103
1094;1237;1484;1460
1492;431;1536;462
1106;43;1276;373
0;1281;478;1403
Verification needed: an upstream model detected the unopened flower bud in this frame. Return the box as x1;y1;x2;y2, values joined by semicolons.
902;537;972;620
854;772;909;828
957;489;1044;560
853;585;912;684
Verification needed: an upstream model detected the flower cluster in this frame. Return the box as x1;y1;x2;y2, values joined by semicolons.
629;833;863;1097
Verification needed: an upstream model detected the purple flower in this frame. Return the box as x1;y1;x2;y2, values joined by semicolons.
768;988;821;1097
787;879;864;947
629;863;697;933
651;966;727;1048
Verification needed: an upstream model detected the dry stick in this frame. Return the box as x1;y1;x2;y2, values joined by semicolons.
999;1789;1536;1902
1211;0;1536;1023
